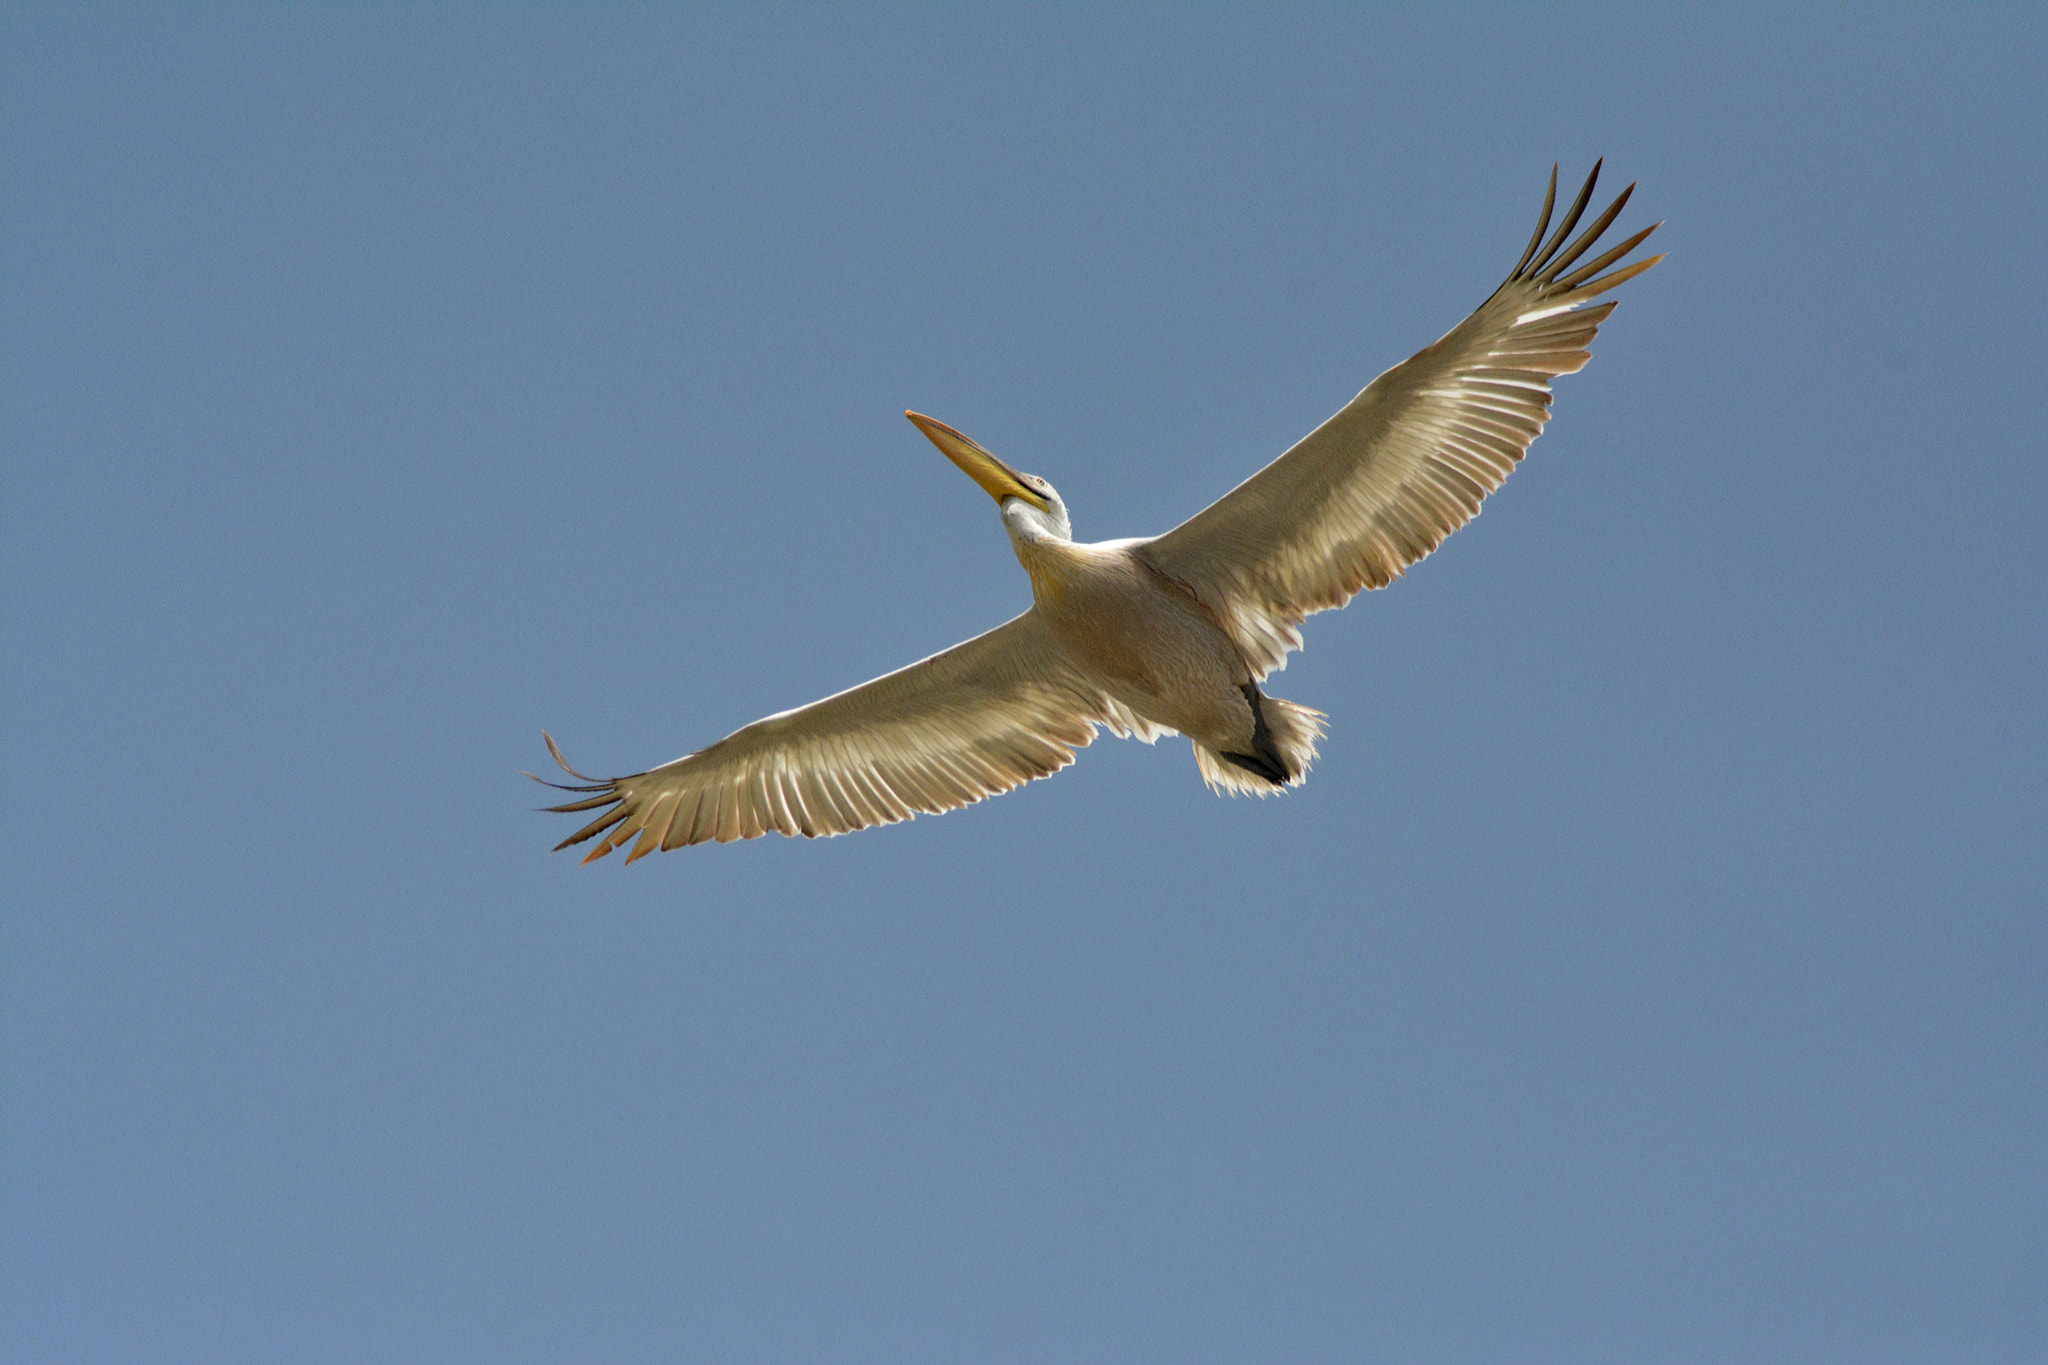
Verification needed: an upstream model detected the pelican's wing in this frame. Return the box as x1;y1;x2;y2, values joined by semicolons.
1140;162;1663;677
535;608;1144;860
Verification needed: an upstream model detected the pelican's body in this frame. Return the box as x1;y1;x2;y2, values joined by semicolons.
1001;508;1322;791
537;163;1662;859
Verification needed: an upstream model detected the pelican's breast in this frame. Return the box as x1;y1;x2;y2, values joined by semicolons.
1025;541;1248;736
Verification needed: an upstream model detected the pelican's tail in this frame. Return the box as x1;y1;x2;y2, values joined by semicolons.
1193;694;1326;797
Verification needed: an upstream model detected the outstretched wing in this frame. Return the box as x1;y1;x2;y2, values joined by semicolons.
535;609;1141;860
1139;162;1663;677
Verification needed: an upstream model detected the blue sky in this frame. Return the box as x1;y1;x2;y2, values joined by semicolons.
5;7;2044;1362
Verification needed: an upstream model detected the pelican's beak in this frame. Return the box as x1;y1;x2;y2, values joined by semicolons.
906;411;1051;511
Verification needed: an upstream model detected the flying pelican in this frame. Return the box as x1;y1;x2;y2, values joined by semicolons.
536;162;1662;860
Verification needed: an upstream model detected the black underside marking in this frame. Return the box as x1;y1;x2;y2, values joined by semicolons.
1226;683;1290;785
1220;748;1288;784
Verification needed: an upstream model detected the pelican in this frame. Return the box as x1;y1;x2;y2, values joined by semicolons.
536;162;1662;860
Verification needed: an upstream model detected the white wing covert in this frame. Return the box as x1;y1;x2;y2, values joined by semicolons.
1139;162;1663;677
534;609;1139;859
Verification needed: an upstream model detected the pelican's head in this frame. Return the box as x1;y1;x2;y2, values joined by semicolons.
906;411;1071;543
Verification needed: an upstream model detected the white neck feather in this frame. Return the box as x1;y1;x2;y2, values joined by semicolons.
1002;497;1072;547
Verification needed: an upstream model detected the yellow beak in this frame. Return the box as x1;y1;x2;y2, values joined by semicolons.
905;411;1052;511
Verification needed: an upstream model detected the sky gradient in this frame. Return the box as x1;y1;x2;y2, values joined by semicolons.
5;7;2045;1362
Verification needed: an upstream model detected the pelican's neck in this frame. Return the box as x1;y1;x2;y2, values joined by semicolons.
1001;498;1070;547
1001;498;1079;602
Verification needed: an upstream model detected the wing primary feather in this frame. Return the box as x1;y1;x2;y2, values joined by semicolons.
661;788;706;850
580;822;628;863
657;788;692;846
850;766;904;823
718;775;746;840
892;757;941;811
764;761;801;836
543;731;604;783
625;792;677;863
525;771;608;794
555;803;628;852
869;758;918;817
925;749;973;802
937;748;993;794
778;768;819;837
803;768;849;832
1536;182;1635;284
1552;223;1663;292
815;748;863;826
771;766;805;834
834;768;877;828
891;758;935;811
1511;164;1559;278
942;749;1000;792
779;761;812;834
685;783;719;845
1561;252;1666;303
1530;158;1601;277
542;792;622;814
750;762;783;835
825;766;874;828
740;765;771;839
761;763;790;835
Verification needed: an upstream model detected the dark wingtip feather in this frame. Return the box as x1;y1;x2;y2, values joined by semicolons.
1529;160;1602;278
1562;250;1665;303
525;769;610;794
1538;182;1635;284
554;803;630;853
1512;164;1560;279
543;731;604;783
542;792;623;814
1552;220;1663;292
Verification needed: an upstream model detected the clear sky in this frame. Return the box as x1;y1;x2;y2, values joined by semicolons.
4;7;2043;1362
